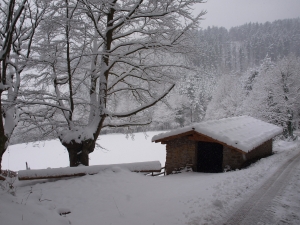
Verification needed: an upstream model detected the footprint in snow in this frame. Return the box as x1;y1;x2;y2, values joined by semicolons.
58;208;71;216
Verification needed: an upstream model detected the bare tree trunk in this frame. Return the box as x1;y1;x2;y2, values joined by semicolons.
0;136;8;172
0;0;45;171
0;95;8;172
63;139;95;167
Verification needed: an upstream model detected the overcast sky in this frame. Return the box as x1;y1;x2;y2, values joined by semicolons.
194;0;300;29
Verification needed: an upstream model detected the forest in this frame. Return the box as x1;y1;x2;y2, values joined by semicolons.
1;0;299;169
149;18;300;140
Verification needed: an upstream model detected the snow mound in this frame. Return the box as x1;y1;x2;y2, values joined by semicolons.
152;116;283;153
18;161;161;180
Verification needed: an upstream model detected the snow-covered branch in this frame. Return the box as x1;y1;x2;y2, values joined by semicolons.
0;0;47;170
103;120;151;128
20;0;205;167
110;84;175;118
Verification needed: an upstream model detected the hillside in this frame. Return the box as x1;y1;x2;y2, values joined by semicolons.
1;132;299;225
192;18;300;72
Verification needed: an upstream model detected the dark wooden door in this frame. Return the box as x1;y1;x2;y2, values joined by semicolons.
197;141;223;173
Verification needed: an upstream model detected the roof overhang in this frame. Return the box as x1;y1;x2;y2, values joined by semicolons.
152;116;283;153
154;129;246;154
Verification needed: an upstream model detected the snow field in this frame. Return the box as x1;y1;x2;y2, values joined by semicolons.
2;132;166;171
0;133;299;225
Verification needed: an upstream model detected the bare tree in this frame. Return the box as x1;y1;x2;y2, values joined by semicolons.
0;0;46;171
22;0;206;167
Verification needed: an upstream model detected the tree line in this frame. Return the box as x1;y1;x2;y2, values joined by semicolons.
148;19;300;136
205;55;300;140
192;18;300;72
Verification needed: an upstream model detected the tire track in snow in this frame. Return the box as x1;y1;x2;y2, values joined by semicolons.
224;150;300;225
261;160;300;225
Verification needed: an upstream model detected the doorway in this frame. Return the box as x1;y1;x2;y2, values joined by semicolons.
197;141;223;173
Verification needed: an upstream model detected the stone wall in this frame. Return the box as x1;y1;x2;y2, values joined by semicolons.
222;146;245;170
245;139;273;162
222;139;273;170
165;137;197;175
164;136;273;174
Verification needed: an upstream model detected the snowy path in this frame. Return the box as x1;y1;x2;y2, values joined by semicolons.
224;150;300;225
265;158;300;224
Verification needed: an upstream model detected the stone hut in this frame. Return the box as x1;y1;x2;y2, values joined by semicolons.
152;116;283;175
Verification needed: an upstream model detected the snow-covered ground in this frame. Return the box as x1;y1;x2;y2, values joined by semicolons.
272;167;300;224
1;132;299;225
2;132;166;171
264;156;300;224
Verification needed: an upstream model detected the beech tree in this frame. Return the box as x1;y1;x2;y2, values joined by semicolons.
205;55;300;140
0;0;46;171
21;0;205;166
244;56;300;139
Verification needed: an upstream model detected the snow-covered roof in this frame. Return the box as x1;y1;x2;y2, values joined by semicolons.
152;116;283;153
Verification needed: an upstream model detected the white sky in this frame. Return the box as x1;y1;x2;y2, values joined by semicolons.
194;0;300;29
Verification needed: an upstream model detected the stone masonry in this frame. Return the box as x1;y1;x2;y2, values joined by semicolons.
222;145;245;170
165;136;197;175
164;135;273;174
223;139;273;170
245;139;273;162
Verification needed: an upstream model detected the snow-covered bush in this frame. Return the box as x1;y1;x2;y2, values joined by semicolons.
205;55;300;139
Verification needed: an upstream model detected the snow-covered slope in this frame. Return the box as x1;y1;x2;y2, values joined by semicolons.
0;137;299;225
152;116;283;152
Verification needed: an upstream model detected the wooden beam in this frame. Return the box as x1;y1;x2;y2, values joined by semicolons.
189;132;246;154
154;129;246;154
18;161;162;181
188;134;216;143
19;173;87;180
18;169;162;181
154;130;196;143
